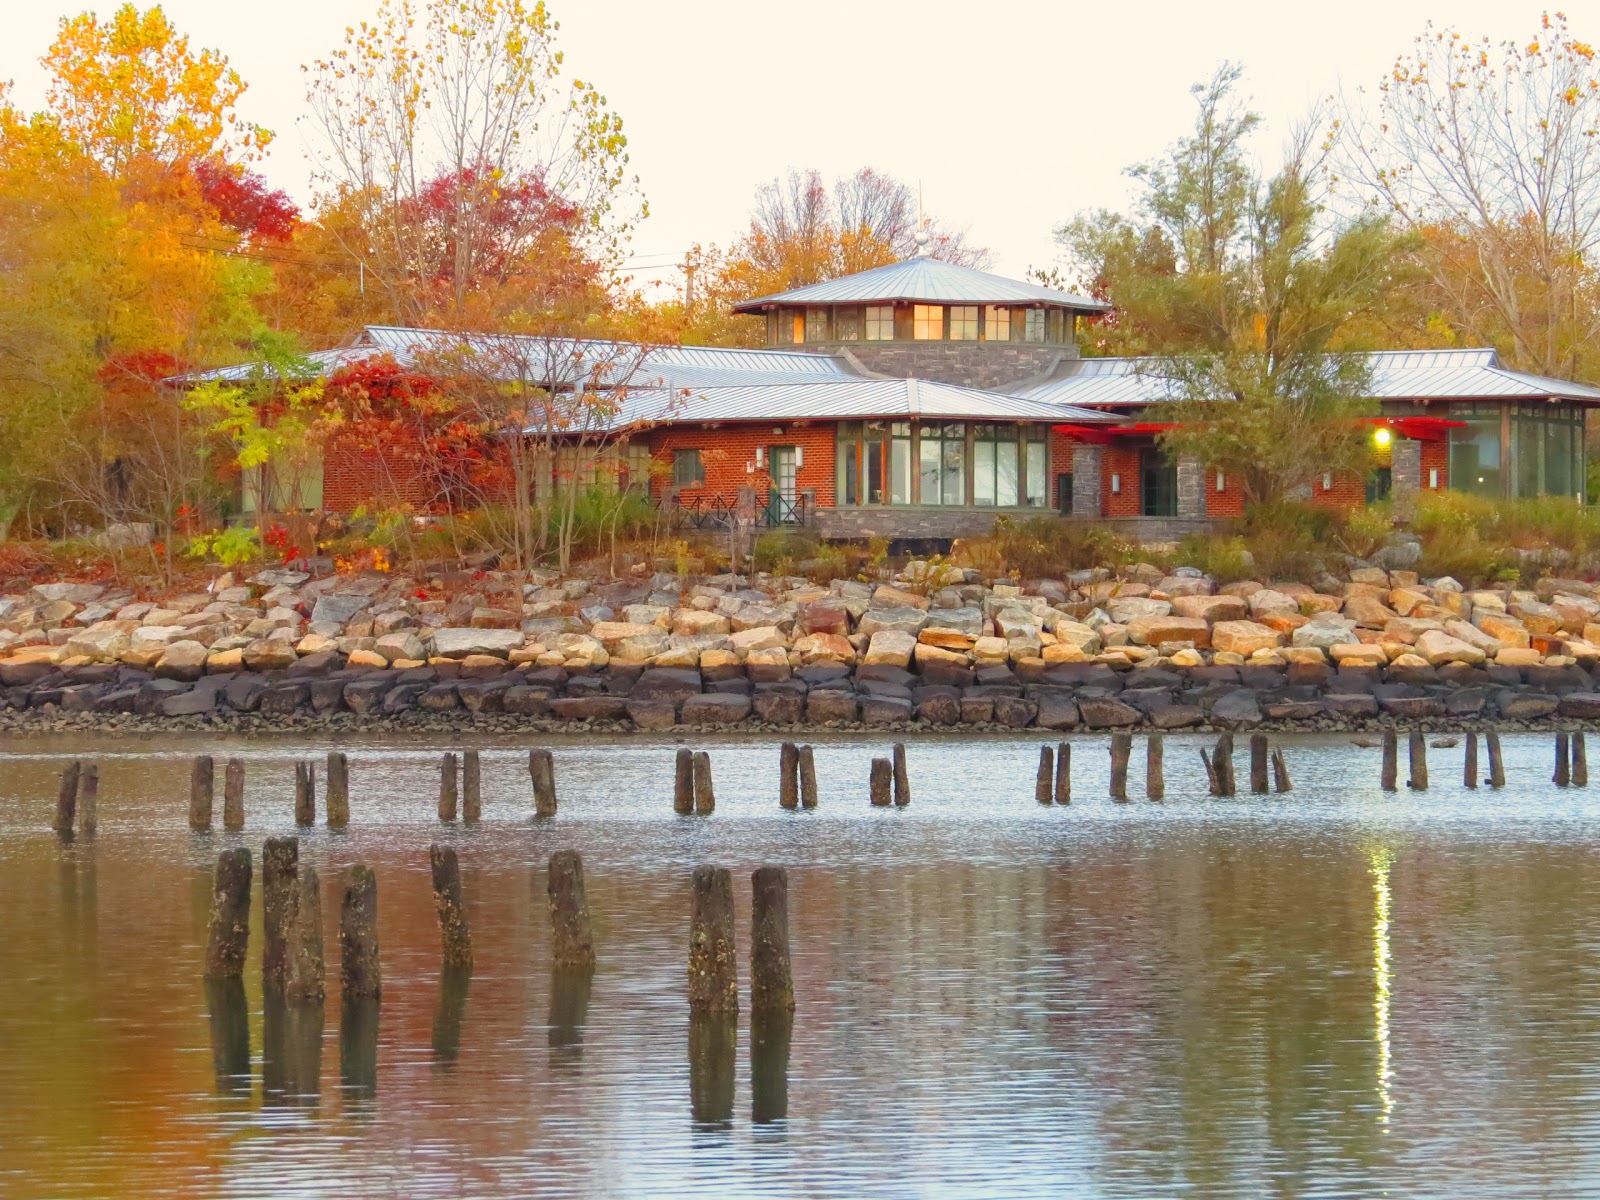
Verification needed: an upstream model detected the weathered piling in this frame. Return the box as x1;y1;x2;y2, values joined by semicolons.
691;751;714;816
1555;733;1572;787
1249;735;1269;794
1200;748;1218;794
283;864;325;1003
462;750;481;823
1464;733;1479;789
439;751;459;821
190;756;215;832
1110;733;1132;803
429;845;473;971
1214;733;1236;797
869;757;893;807
548;850;595;970
1381;729;1398;791
798;745;818;809
750;866;795;1015
1146;735;1165;802
1574;733;1589;788
204;848;252;979
531;749;558;819
262;837;300;990
893;743;911;806
1408;731;1429;790
674;747;695;814
294;761;316;827
1036;745;1055;806
1271;747;1292;793
78;764;98;836
1055;743;1071;805
224;758;246;830
688;866;738;1015
53;760;80;837
339;864;381;1000
1487;731;1506;787
324;752;348;829
778;742;799;810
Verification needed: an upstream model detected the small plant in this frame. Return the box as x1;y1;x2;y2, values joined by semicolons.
184;525;262;568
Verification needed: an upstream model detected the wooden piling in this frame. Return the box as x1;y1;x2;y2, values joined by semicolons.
1464;732;1479;789
294;761;316;827
462;750;481;822
1147;735;1165;802
798;745;818;809
1555;733;1572;787
1036;745;1055;806
869;757;893;807
439;751;459;821
189;756;214;831
1271;747;1292;793
324;752;348;828
1200;748;1218;794
688;866;738;1015
1249;734;1269;794
674;747;695;815
750;866;795;1015
892;742;911;807
53;760;80;837
339;863;381;1000
1574;733;1588;787
284;865;325;1003
224;758;246;830
778;742;799;810
547;850;595;970
1109;733;1132;803
78;764;97;836
1054;743;1071;805
531;749;558;819
262;837;299;990
204;847;252;979
691;751;714;816
429;845;472;971
1215;733;1236;797
1381;729;1398;791
1408;731;1428;790
1487;731;1506;787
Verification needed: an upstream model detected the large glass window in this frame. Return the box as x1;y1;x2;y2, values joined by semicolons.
984;305;1011;342
890;422;912;504
919;423;966;505
973;424;1020;506
865;305;894;341
1024;309;1046;343
1448;410;1503;497
1025;428;1048;507
1450;402;1586;499
805;308;828;343
1140;448;1177;516
673;449;704;489
836;307;862;341
913;305;944;340
949;306;978;340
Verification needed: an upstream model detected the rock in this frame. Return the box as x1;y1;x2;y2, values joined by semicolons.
501;686;553;717
155;640;209;681
806;690;858;723
863;630;916;669
753;689;806;723
1210;621;1283;657
915;692;962;725
1473;612;1530;650
861;695;913;725
418;683;460;711
1494;647;1543;667
856;607;929;638
793;632;854;664
1343;594;1400;626
1209;689;1263;728
1035;691;1079;730
1330;644;1388;666
242;640;299;670
373;631;428;663
65;625;131;662
430;627;523;658
1107;596;1172;624
870;584;929;611
625;699;677;730
1558;693;1600;719
992;696;1037;727
259;682;311;715
672;610;732;637
548;696;628;721
310;594;370;627
1077;697;1141;728
1414;629;1488;667
1126;615;1210;648
728;626;786;657
1499;693;1558;720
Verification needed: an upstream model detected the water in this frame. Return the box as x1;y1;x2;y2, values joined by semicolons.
2;730;1599;1198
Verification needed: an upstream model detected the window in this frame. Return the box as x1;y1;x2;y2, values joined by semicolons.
973;424;1021;506
865;305;895;341
672;449;704;489
984;306;1010;342
1025;427;1048;507
836;307;862;341
1140;448;1177;516
919;423;967;505
792;313;806;344
1024;309;1046;343
891;422;913;505
913;304;944;340
805;308;828;342
949;306;978;340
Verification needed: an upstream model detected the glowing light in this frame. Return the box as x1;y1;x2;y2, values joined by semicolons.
1368;844;1396;1124
1374;427;1393;447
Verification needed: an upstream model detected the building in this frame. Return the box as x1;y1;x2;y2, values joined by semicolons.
200;254;1600;541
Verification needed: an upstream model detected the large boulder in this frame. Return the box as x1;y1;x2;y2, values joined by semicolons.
1414;629;1488;666
430;627;524;659
863;630;916;669
372;631;427;663
857;607;929;638
154;640;210;682
1210;621;1283;657
1126;615;1210;648
1171;594;1248;622
793;633;855;664
671;610;732;637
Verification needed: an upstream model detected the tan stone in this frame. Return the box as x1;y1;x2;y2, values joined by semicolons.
870;584;930;611
1330;643;1388;666
792;633;854;664
296;633;340;656
919;626;976;651
1042;641;1089;663
508;645;545;664
1475;612;1531;649
1298;593;1344;616
1389;588;1432;616
1257;613;1308;634
1495;647;1543;666
1126;614;1211;648
973;636;1009;663
1212;651;1247;666
1051;620;1103;653
1248;648;1286;665
459;654;508;678
346;648;388;669
863;630;916;668
1465;590;1506;612
1168;647;1205;667
1280;646;1328;664
589;621;661;648
729;626;786;656
205;647;245;673
1209;620;1283;656
1390;652;1430;669
1248;589;1300;617
1218;580;1265;599
390;658;427;670
1414;629;1487;666
1343;594;1400;626
1171;594;1248;622
913;642;970;669
652;646;701;669
671;610;732;637
1562;638;1600;663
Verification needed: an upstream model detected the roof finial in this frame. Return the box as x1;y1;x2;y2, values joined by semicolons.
913;181;930;257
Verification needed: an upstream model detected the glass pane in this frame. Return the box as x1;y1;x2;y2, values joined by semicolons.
837;308;861;341
914;305;943;340
867;440;884;504
837;438;857;506
1450;420;1501;496
1546;419;1574;496
891;437;911;505
942;438;965;505
919;439;941;506
985;305;1010;342
973;441;996;505
998;441;1019;506
1025;441;1046;506
950;306;977;340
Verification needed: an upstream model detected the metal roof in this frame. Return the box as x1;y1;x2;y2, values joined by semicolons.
1015;347;1600;407
731;257;1110;313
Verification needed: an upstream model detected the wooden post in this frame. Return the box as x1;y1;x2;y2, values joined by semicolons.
1249;734;1269;794
204;848;252;979
798;745;818;809
325;752;348;828
1147;735;1165;802
1200;748;1219;795
53;760;80;837
688;866;738;1015
78;764;98;836
1109;733;1131;803
1271;748;1292;793
262;836;299;990
1381;729;1398;791
1408;731;1428;790
339;864;381;1000
429;845;473;971
1215;733;1235;797
224;758;246;830
674;747;694;815
462;750;481;822
869;757;893;807
750;866;795;1015
691;751;714;816
1464;732;1479;790
294;762;316;827
1055;743;1071;805
1574;733;1588;787
548;850;595;970
284;864;325;1003
439;751;459;821
1554;733;1571;787
1487;731;1506;788
1035;745;1055;806
190;756;214;831
531;749;557;819
778;743;799;810
892;743;911;807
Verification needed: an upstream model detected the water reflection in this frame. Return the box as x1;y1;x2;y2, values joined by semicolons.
547;966;592;1071
263;991;324;1107
203;977;250;1095
1369;844;1395;1125
340;996;380;1104
431;966;470;1066
750;1010;792;1125
688;1014;737;1131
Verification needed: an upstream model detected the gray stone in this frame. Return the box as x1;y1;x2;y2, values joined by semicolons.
548;696;629;721
1209;690;1263;729
1077;698;1141;728
625;699;677;730
680;693;751;724
431;627;523;658
806;690;858;723
856;607;929;638
1035;691;1080;730
310;594;370;627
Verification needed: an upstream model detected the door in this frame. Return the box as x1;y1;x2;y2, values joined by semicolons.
769;445;799;523
1139;448;1177;516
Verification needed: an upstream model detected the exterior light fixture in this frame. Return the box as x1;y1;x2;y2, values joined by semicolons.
1215;470;1225;492
1429;468;1439;488
1323;473;1333;491
755;447;766;467
1373;426;1393;447
1111;474;1121;495
794;447;804;467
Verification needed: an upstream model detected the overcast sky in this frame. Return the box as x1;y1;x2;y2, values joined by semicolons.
0;0;1569;293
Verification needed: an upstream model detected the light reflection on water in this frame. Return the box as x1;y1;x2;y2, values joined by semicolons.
3;731;1600;1197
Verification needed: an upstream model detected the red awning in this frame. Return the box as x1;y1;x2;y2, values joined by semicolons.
1361;415;1466;442
1052;422;1177;444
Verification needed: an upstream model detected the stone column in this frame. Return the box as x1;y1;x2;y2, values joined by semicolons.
1176;454;1206;520
1070;445;1103;519
1391;438;1422;516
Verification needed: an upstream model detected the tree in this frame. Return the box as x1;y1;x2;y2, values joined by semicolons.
1333;13;1600;382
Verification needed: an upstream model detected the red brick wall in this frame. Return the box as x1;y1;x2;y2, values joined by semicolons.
1421;439;1449;491
645;423;837;508
1049;429;1077;512
1205;465;1246;518
1101;446;1141;518
1308;470;1367;512
323;429;435;513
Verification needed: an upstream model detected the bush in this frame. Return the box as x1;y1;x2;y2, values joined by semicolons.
968;516;1134;579
185;525;262;568
1408;492;1600;585
752;526;821;574
1171;533;1254;582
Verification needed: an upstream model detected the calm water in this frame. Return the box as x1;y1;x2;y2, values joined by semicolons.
2;730;1599;1198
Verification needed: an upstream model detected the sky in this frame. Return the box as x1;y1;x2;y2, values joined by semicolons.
0;0;1570;295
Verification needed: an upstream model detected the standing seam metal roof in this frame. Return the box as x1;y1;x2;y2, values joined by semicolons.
730;257;1109;313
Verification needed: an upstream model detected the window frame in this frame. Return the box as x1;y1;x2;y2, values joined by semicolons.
983;305;1011;342
864;305;895;341
948;305;979;340
913;304;945;341
672;448;705;489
